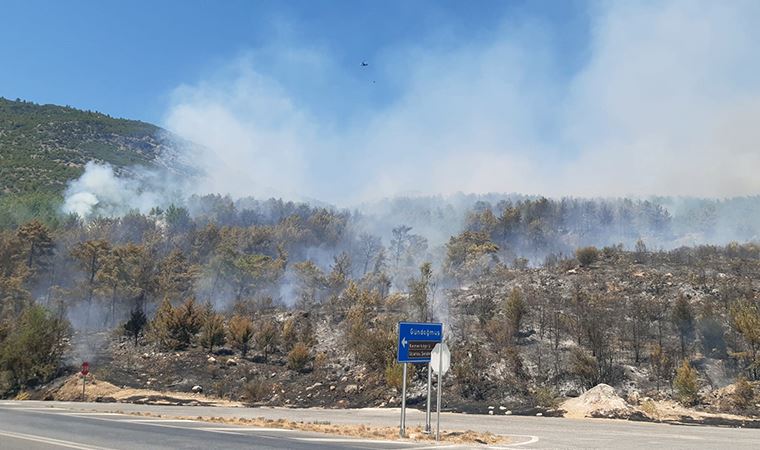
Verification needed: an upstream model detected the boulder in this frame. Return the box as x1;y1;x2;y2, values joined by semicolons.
344;384;358;394
191;385;203;393
560;384;635;419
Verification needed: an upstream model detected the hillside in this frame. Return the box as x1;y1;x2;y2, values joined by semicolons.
0;97;183;195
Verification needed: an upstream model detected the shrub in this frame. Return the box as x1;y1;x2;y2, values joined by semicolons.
313;351;328;373
384;361;414;391
575;246;599;267
533;386;559;408
569;347;600;389
733;377;755;410
243;377;271;404
673;360;700;406
287;342;310;371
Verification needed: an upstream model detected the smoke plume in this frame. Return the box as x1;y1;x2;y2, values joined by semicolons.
159;0;760;204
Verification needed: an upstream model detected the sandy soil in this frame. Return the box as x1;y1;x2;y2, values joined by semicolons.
49;374;241;407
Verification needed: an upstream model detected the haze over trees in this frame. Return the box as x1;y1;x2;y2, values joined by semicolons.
0;99;758;413
0;192;759;413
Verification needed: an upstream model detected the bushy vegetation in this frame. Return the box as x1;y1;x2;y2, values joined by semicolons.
0;304;69;392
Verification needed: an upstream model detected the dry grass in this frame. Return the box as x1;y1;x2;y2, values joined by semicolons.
122;411;508;445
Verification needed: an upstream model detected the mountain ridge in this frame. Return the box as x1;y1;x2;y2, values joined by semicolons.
0;97;186;196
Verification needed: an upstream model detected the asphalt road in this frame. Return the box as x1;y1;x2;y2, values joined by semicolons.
0;403;436;450
2;401;760;449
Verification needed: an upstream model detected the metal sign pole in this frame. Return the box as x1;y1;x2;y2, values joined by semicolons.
425;364;432;433
82;376;86;402
400;362;407;438
436;349;442;441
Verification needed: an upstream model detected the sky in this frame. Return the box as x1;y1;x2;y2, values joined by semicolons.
4;0;760;204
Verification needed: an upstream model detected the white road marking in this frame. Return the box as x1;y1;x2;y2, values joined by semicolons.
4;407;68;411
488;434;540;447
125;419;197;422
194;427;296;432
0;429;116;450
293;437;421;444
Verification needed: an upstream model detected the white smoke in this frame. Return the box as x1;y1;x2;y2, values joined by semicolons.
61;1;760;215
61;162;181;218
160;0;760;204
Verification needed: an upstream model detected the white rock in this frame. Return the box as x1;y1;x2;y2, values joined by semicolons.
505;410;512;415
207;356;217;363
345;384;358;394
226;358;237;366
499;406;507;410
536;412;543;416
191;385;203;393
488;411;494;415
488;406;495;410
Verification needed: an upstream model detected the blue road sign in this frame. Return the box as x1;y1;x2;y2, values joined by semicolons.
397;322;443;363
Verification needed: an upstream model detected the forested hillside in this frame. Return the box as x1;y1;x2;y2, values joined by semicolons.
0;98;185;227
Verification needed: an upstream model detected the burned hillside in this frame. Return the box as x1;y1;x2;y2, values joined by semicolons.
0;195;759;419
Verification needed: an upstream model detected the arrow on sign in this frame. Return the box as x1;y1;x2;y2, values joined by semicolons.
402;337;408;348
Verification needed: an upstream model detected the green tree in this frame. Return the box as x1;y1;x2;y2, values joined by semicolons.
649;343;672;392
730;301;760;380
408;262;433;321
123;307;147;346
505;287;527;336
70;239;111;326
673;359;700;406
0;305;69;389
16;220;53;270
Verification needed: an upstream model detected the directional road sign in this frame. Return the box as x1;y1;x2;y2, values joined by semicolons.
397;322;443;363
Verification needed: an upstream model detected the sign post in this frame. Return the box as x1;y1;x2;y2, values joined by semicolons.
425;364;432;433
430;342;450;442
397;322;442;439
81;361;89;402
399;362;407;437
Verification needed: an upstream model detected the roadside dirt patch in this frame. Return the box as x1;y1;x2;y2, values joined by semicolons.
47;374;240;407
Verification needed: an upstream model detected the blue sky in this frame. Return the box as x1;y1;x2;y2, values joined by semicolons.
0;0;588;123
4;1;760;203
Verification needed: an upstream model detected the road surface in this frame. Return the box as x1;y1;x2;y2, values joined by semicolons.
1;401;759;449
